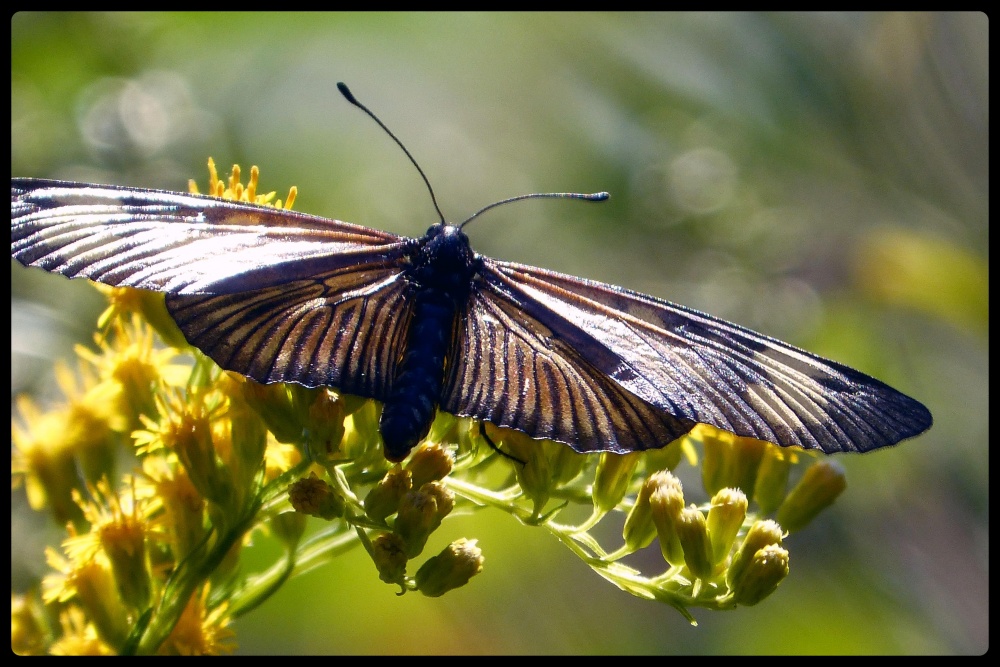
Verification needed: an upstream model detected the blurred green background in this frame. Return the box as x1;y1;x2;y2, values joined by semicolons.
11;12;987;655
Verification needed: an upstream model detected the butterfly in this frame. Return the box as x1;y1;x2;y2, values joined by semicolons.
10;89;932;463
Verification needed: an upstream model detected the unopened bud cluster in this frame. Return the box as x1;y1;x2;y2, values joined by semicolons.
363;443;484;596
613;426;848;608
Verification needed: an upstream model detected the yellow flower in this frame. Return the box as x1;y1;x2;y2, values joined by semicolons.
75;315;189;429
189;157;297;210
11;593;47;655
93;285;188;349
53;360;128;485
64;478;161;611
157;586;235;656
138;456;207;561
133;390;228;505
11;396;83;524
263;435;302;482
42;546;130;646
48;606;115;656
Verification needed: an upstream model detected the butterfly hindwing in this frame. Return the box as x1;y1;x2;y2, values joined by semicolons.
441;286;697;454
166;267;413;399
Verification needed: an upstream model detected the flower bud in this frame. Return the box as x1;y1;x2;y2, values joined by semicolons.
730;544;789;606
364;467;412;522
239;378;302;444
419;481;455;520
706;487;748;564
649;472;686;566
697;424;735;496
776;460;847;533
343;399;381;460
697;425;767;496
426;411;459;445
676;506;713;580
395;486;447;558
338;393;370;417
753;445;792;514
494;426;562;512
727;519;784;590
287;384;323;425
224;386;268;492
415;539;484;597
303;389;346;460
270;510;308;547
288;473;345;520
551;444;587;486
593;452;641;513
622;473;663;551
643;437;684;473
728;436;767;496
406;442;454;488
371;532;408;585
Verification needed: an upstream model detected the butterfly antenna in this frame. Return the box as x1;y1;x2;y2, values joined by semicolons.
338;82;447;224
458;191;609;230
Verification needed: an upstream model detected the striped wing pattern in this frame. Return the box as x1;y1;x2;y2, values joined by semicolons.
11;179;407;295
12;178;414;401
166;267;412;399
473;260;932;453
442;288;696;453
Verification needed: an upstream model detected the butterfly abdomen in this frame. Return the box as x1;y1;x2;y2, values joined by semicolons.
378;223;477;461
379;290;457;461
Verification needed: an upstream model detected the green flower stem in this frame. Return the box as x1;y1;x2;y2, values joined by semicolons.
449;477;629;564
558;506;607;535
229;526;362;618
133;500;261;655
444;477;530;518
228;546;296;619
286;524;362;579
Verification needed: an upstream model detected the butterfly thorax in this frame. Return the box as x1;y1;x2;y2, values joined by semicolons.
379;223;479;461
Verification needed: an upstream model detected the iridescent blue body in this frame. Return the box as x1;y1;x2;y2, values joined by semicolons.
380;223;478;461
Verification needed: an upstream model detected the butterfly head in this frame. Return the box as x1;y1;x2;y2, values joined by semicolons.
414;223;476;291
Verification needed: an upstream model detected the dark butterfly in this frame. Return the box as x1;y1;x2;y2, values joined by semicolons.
10;91;932;462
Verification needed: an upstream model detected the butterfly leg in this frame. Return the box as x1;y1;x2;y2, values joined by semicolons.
478;422;526;465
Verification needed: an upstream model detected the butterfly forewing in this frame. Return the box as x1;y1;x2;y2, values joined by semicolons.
12;178;417;402
11;179;406;295
476;260;932;453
